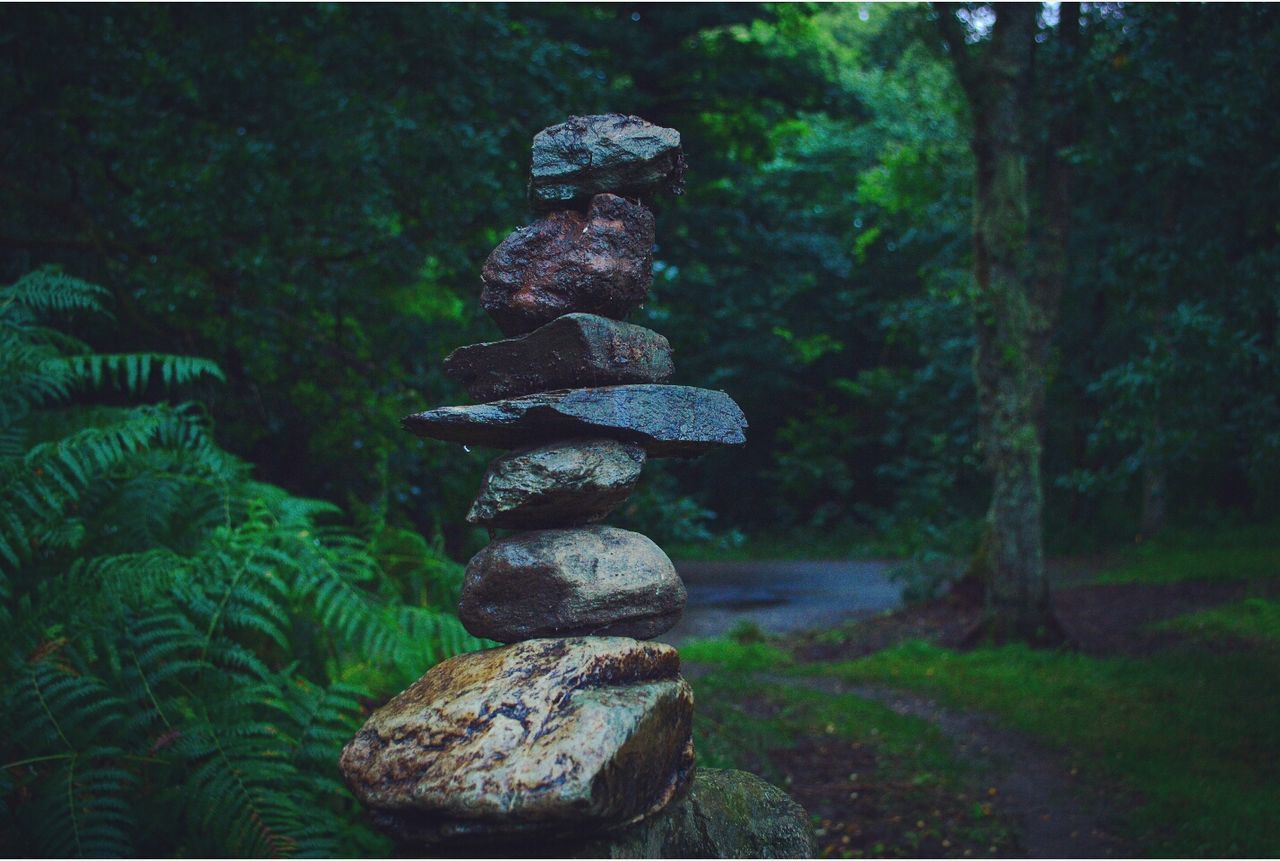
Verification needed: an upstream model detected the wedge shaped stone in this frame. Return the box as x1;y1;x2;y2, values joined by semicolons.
467;439;645;528
401;384;747;458
338;637;695;846
481;194;655;336
459;526;685;642
445;313;674;402
529;114;684;210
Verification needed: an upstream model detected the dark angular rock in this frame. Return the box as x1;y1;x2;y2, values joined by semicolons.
529;114;684;211
571;768;817;859
467;438;645;528
480;194;655;336
402;384;747;458
338;637;695;846
445;313;674;402
459;526;685;642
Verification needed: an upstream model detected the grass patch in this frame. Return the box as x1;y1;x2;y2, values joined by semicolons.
1155;596;1280;647
823;640;1280;856
680;635;794;673
668;519;985;563
1096;521;1280;585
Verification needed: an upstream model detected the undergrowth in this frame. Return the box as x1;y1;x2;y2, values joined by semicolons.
0;269;486;856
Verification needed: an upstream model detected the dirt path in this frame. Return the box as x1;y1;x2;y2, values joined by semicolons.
754;672;1134;858
698;570;1270;856
846;682;1133;859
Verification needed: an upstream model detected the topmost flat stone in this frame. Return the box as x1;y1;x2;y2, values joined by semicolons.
529;114;684;210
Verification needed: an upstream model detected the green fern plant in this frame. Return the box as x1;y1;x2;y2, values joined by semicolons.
0;268;485;857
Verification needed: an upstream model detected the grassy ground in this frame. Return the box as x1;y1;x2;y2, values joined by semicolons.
686;639;1020;858
1155;597;1280;647
1094;522;1280;585
823;642;1280;856
666;520;982;562
684;522;1280;857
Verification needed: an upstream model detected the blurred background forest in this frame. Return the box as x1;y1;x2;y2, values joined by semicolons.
2;3;1279;857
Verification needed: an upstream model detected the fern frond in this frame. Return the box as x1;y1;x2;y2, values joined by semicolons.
1;267;468;856
20;748;136;858
177;687;306;858
2;268;111;316
45;353;225;395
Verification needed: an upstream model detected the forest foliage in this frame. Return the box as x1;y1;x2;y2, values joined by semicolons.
4;4;1277;554
1;270;483;855
2;3;1279;856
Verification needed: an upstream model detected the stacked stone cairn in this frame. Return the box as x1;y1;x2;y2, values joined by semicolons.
339;115;814;857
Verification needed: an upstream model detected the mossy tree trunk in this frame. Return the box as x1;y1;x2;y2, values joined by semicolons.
937;3;1078;643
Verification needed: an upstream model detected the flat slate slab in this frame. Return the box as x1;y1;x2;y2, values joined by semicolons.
460;526;686;642
529;114;684;210
445;313;674;402
402;384;747;458
480;195;655;336
338;637;694;846
467;438;645;528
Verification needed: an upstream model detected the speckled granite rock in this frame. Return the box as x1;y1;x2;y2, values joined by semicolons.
445;314;674;402
338;637;695;846
529;114;684;210
459;527;685;642
401;384;747;457
466;438;645;528
480;195;655;336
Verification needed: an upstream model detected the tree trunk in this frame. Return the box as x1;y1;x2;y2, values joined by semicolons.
937;3;1068;644
1140;435;1167;539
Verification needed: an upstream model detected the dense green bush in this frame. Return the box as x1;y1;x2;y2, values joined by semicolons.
0;270;484;856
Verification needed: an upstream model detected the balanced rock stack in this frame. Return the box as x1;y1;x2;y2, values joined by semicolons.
339;115;813;857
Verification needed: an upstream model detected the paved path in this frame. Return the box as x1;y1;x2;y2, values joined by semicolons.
660;559;903;644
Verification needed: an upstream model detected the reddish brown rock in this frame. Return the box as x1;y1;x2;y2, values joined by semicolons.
338;638;695;846
445;313;674;402
459;527;685;642
481;194;655;336
467;439;645;528
528;114;684;210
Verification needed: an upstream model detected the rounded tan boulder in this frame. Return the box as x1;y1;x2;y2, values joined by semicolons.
459;526;686;642
338;637;695;846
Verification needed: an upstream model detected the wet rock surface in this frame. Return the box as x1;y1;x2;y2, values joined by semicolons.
402;384;748;457
529;114;684;210
467;438;645;528
481;194;655;336
348;113;809;855
445;313;673;402
338;637;694;845
459;526;685;642
570;768;817;859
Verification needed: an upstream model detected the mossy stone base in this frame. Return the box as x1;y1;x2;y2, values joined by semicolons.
431;769;814;858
